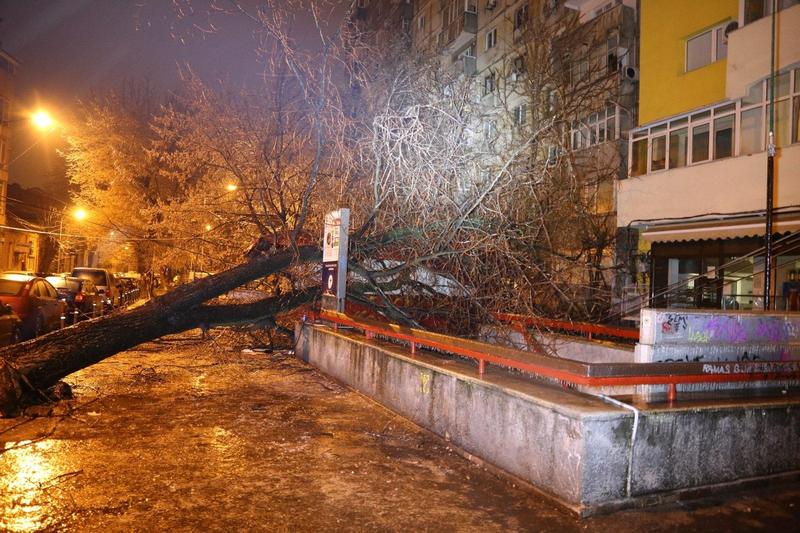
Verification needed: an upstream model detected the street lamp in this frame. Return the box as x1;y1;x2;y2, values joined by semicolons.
57;207;90;272
3;109;59;168
31;110;55;131
226;183;238;192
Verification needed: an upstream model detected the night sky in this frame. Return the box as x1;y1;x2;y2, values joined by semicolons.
0;0;264;190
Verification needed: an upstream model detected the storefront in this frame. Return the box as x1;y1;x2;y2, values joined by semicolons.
642;214;800;311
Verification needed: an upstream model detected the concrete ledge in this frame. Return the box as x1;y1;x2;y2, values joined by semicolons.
296;323;800;515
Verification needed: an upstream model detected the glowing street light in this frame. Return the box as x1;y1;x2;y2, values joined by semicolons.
31;110;55;130
204;223;212;231
73;208;88;221
226;183;238;192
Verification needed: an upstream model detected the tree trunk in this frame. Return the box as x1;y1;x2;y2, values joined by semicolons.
0;246;320;415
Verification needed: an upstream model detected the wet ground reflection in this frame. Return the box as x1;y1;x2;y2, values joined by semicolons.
0;439;74;532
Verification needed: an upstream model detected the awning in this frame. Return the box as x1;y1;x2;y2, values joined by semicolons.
641;214;800;243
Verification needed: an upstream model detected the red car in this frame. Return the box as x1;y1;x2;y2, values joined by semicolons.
0;273;67;339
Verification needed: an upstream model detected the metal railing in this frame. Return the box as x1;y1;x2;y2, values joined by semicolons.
495;312;640;342
316;310;800;402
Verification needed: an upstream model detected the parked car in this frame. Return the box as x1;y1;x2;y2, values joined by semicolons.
0;273;67;339
71;267;119;309
0;303;21;345
46;275;103;322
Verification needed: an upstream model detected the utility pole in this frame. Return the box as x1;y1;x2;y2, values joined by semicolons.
764;0;777;311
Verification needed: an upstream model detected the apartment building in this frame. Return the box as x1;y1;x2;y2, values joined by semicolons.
618;0;800;311
407;0;639;315
0;48;17;228
0;48;42;273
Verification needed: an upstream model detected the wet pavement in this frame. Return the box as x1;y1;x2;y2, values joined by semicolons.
1;331;799;532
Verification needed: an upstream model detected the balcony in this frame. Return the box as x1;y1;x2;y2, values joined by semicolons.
617;144;800;227
461;55;477;77
444;11;477;53
726;3;800;100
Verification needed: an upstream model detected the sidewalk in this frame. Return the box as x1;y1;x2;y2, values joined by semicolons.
0;332;798;531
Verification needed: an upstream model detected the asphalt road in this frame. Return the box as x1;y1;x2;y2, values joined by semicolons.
1;332;798;532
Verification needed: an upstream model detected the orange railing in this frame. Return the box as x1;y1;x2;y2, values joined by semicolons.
495;312;640;342
314;310;800;402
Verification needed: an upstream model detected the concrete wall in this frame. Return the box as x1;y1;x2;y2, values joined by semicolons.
637;308;800;363
297;323;634;511
635;308;800;398
296;323;800;515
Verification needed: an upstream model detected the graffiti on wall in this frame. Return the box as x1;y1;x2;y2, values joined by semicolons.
655;312;800;345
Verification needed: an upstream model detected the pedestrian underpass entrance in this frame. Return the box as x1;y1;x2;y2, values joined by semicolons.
296;309;800;515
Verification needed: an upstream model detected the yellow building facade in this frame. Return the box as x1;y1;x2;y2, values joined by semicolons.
618;0;800;312
638;0;737;125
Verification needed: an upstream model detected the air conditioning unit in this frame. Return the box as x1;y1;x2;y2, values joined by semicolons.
465;1;478;14
723;21;739;43
622;66;639;81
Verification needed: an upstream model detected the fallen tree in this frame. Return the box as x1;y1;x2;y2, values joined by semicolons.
0;246;320;415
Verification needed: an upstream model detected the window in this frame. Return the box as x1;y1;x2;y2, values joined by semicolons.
629;67;800;176
418;14;426;31
650;132;667;171
775;98;792;147
513;103;527;126
691;123;710;163
740;107;763;155
483;74;495;96
514;5;528;30
713;114;734;159
512;55;526;76
485;28;497;50
686;23;729;72
686;31;712;71
669;128;688;168
569;106;621;150
794;97;800;144
483;120;497;142
744;0;800;25
631;136;648;177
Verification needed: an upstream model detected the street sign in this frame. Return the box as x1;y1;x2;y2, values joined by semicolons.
321;209;349;312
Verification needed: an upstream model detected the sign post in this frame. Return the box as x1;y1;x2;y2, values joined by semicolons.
321;209;350;313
